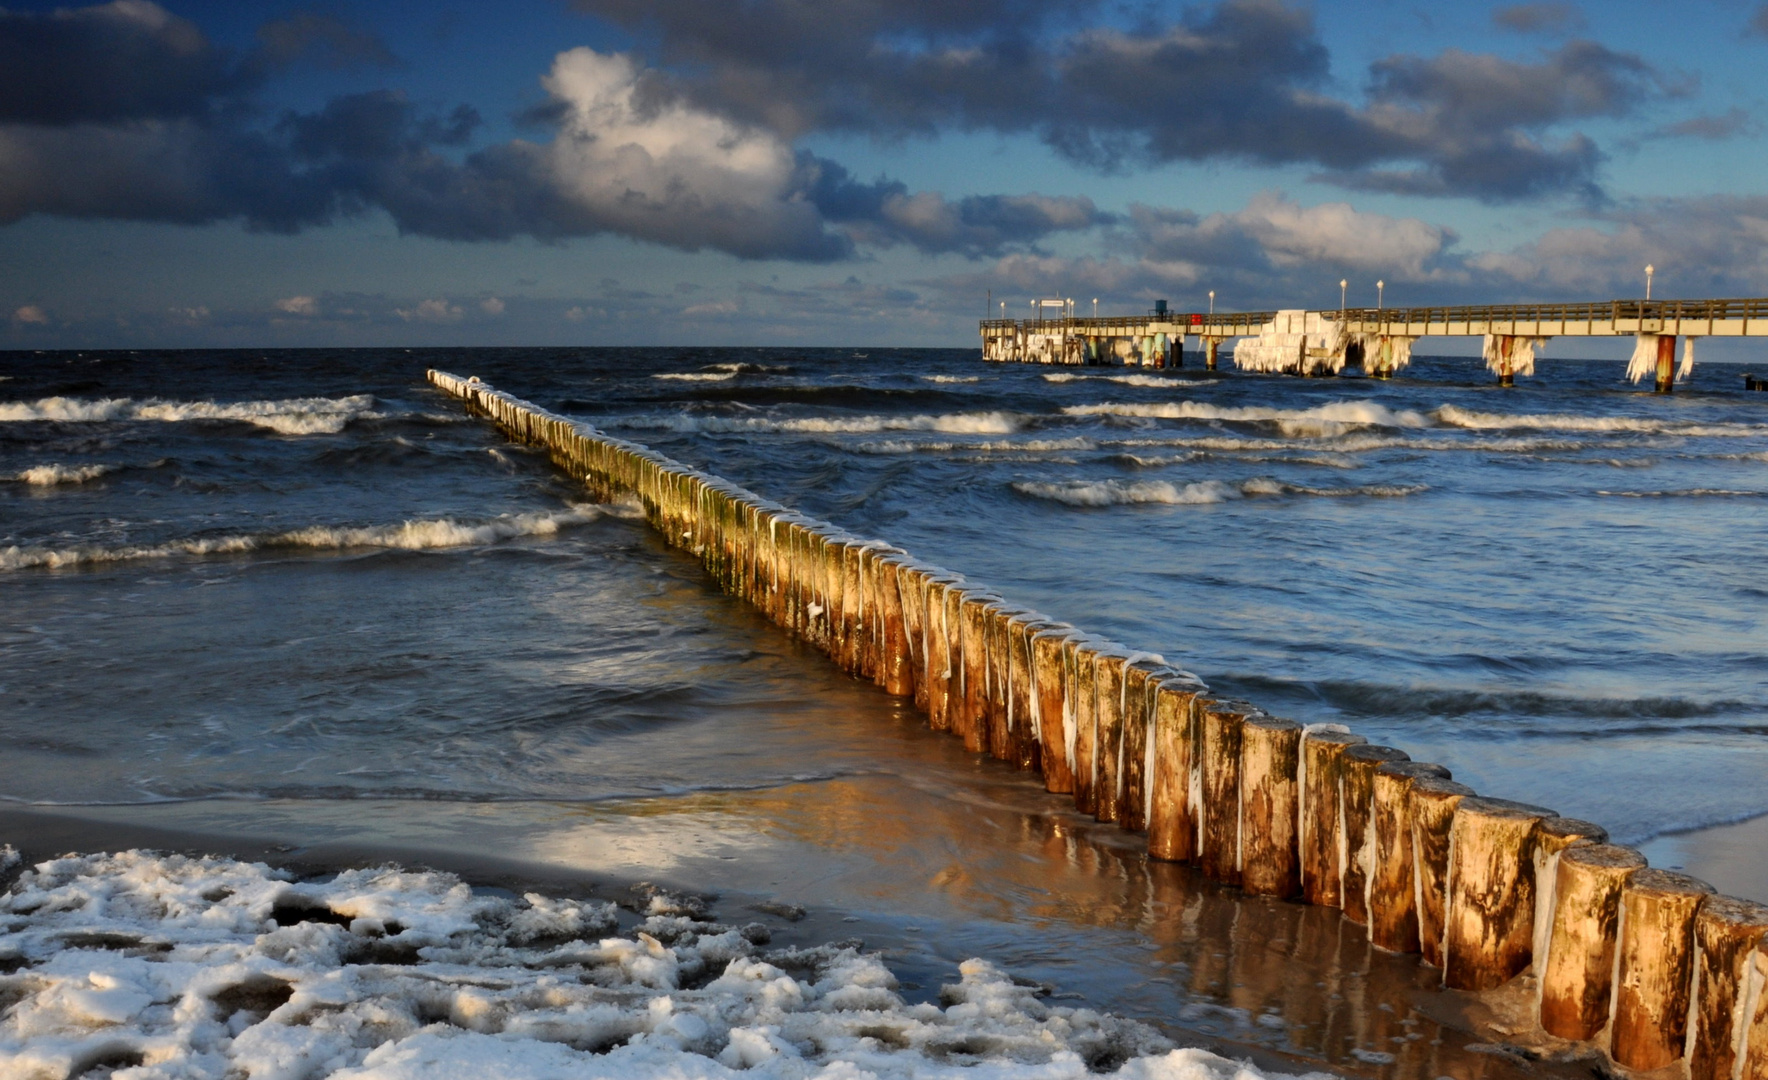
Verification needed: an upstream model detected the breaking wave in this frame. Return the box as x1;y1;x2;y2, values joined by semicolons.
8;463;115;485
1012;477;1426;506
653;371;738;382
1042;372;1217;388
919;374;981;384
0;504;631;571
707;362;792;374
0;394;380;435
854;436;1094;454
1434;403;1766;437
1597;488;1768;498
1065;400;1429;437
616;411;1023;436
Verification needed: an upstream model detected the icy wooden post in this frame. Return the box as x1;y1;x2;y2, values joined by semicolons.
1369;761;1451;953
1610;869;1715;1071
960;593;1003;753
923;579;959;732
1538;843;1645;1040
896;563;930;707
877;556;914;697
858;545;889;681
986;606;1022;761
1410;776;1476;968
1340;745;1410;926
1198;699;1256;886
1032;628;1078;792
1067;639;1101;816
1745;948;1768;1080
1530;816;1608;980
943;585;973;737
1119;661;1168;831
1205;340;1219;371
1239;715;1302;898
822;537;851;671
1092;649;1133;824
1147;681;1203;862
1300;729;1367;908
1655;334;1677;394
1689;897;1768;1080
1443;798;1548;991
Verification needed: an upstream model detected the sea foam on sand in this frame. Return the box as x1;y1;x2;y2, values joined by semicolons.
0;849;1320;1080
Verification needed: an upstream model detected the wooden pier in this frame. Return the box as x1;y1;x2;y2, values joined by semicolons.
431;368;1768;1080
981;296;1768;391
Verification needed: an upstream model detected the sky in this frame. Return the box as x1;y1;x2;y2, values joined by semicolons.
4;0;1768;351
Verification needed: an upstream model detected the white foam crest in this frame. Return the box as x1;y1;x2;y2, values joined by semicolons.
653;372;738;382
0;505;620;571
1065;400;1429;437
9;463;115;485
1040;372;1216;388
919;375;980;383
1597;488;1767;498
621;411;1022;436
1015;477;1424;506
1013;479;1242;506
0;394;380;434
1434;403;1763;438
0;850;1310;1080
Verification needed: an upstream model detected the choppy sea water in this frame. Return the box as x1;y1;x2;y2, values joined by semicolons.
1;346;1765;1071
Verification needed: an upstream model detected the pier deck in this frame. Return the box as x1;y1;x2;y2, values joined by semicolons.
980;296;1768;389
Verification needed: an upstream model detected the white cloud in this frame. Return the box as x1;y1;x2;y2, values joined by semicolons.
682;299;739;317
275;295;319;316
535;48;838;260
12;304;48;324
480;296;505;316
396;298;462;322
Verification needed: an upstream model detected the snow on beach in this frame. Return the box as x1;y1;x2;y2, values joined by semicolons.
0;849;1319;1080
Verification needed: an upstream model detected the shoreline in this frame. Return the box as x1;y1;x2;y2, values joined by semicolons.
1;797;1613;1080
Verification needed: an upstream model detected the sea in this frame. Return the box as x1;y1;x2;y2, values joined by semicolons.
2;345;1765;1073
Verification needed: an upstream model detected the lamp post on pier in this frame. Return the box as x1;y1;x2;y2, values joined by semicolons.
1645;264;1654;301
1208;290;1215;316
1376;280;1385;310
1340;279;1347;312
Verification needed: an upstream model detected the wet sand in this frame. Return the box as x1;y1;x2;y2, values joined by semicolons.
3;775;1608;1080
1640;813;1768;904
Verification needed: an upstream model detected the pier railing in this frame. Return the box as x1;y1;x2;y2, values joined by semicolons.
430;368;1768;1080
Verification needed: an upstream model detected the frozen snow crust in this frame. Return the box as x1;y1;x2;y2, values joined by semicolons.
0;849;1316;1080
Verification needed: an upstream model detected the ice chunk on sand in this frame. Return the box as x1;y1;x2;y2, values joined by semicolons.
0;850;1329;1080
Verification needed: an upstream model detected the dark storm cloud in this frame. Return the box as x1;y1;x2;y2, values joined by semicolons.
572;0;1678;201
801;157;1112;256
0;0;244;124
254;11;400;71
0;6;1091;262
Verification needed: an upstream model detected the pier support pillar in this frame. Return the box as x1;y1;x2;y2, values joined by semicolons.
1205;339;1219;371
1496;335;1515;387
1655;334;1677;394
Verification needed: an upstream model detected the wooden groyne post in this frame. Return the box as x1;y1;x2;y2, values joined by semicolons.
429;369;1765;1080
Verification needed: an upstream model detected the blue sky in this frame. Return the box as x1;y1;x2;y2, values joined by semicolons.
4;0;1768;351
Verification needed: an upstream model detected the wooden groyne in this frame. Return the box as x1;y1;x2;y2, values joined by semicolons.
429;368;1768;1079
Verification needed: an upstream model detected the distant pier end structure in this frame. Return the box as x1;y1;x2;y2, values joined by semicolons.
980;297;1768;391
